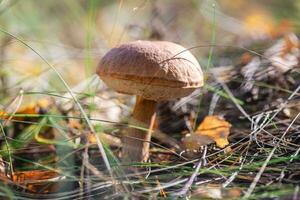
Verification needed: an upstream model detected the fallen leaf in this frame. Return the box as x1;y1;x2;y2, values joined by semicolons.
196;116;232;148
17;98;52;116
12;170;60;193
183;116;232;150
0;98;52;120
12;170;58;183
182;133;214;151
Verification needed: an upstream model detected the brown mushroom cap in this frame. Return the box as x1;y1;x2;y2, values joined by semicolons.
97;40;203;101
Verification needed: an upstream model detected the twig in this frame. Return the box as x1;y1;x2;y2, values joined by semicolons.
293;185;299;200
171;146;207;197
208;92;220;115
243;112;300;198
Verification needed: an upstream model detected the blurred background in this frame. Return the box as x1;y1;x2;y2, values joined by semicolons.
0;0;299;106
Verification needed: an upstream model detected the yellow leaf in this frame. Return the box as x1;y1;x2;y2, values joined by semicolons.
183;116;232;150
0;98;52;120
18;98;52;115
196;115;231;148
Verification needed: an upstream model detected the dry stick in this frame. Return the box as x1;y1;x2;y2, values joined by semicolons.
293;185;299;200
277;146;300;184
171;146;208;197
208;92;220;115
125;140;245;179
213;71;273;145
136;178;188;195
244;112;300;199
212;71;293;144
4;90;24;126
222;142;250;188
214;72;300;195
242;83;300;198
80;141;91;199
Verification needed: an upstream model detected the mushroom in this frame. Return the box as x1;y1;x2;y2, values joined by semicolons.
97;40;203;163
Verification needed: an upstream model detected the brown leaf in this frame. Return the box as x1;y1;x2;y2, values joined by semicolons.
12;170;58;183
12;170;60;193
196;115;232;148
183;116;232;150
17;98;52;116
182;134;214;151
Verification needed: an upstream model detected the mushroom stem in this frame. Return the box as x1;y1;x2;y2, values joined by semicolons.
122;96;157;163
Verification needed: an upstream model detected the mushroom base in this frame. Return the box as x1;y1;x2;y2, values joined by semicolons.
122;96;157;163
